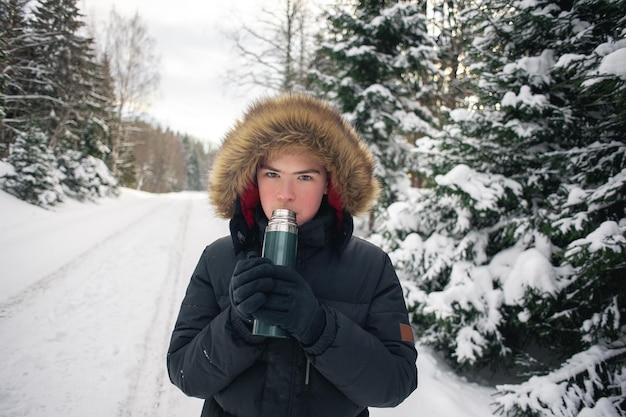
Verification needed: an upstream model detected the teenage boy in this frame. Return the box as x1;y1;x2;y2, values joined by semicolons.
167;94;417;417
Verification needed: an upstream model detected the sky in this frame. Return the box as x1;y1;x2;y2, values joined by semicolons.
78;0;270;147
0;180;497;417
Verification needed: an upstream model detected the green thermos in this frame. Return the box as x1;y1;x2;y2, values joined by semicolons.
253;209;298;338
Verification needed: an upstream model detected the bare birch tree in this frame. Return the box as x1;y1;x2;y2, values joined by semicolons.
102;8;160;178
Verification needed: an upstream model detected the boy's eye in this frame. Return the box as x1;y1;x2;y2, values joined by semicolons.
299;175;313;181
266;172;279;178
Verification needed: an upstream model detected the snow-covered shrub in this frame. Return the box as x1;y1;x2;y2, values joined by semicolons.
1;130;118;207
1;129;63;207
57;150;118;200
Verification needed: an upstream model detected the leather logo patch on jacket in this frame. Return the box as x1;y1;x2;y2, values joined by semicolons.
400;323;414;343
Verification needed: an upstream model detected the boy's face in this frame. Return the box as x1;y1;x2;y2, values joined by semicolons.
257;151;328;225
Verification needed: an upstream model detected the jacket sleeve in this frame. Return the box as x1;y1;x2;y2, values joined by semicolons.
166;245;266;399
305;252;418;407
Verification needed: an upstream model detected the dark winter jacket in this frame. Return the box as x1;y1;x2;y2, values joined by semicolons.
167;94;417;417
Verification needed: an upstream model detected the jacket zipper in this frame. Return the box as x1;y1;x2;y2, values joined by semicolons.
297;255;312;389
305;359;311;386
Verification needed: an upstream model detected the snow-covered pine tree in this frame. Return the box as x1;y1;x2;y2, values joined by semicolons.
29;0;102;149
0;0;37;157
1;0;119;205
2;128;63;206
309;0;442;210
182;135;202;191
73;54;119;196
377;0;626;415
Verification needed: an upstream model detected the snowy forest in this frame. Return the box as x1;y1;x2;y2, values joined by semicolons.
0;0;214;203
2;0;626;416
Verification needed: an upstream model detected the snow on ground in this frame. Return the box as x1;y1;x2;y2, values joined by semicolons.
0;188;496;417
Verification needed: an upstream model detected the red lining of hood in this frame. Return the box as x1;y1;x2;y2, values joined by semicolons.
239;179;345;228
327;179;344;226
240;183;260;228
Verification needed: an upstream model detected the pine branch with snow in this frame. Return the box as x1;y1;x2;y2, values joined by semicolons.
494;342;626;417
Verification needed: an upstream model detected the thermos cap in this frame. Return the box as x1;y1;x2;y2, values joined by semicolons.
267;209;298;233
271;209;296;223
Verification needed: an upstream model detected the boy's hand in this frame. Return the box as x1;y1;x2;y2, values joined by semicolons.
253;265;326;346
229;257;275;321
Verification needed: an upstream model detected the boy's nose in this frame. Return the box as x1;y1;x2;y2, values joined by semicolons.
277;181;295;202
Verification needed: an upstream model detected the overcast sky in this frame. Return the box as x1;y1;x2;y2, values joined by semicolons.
79;0;270;147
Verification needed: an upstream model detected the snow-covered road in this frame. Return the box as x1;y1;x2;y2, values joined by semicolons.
0;189;495;417
1;190;214;416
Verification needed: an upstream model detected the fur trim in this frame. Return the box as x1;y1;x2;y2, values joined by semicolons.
209;94;380;218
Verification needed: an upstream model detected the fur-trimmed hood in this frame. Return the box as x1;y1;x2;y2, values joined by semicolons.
209;94;380;220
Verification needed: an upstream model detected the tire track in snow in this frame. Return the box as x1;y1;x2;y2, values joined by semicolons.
120;196;192;417
0;196;166;310
143;197;226;417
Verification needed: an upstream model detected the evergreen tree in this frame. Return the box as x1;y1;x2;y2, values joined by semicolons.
310;0;442;210
82;52;123;186
1;0;118;206
29;0;102;149
0;0;36;156
180;135;214;192
2;128;63;206
378;0;626;415
77;53;117;186
182;135;199;191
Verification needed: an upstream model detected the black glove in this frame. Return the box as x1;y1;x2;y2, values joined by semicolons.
229;257;275;322
252;264;326;346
